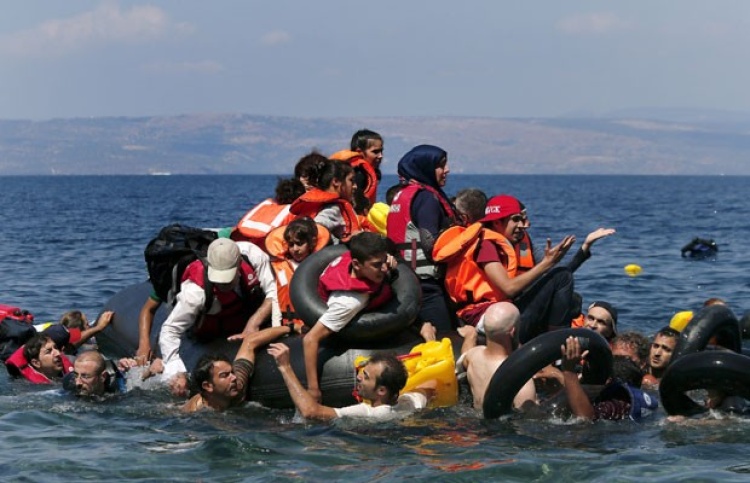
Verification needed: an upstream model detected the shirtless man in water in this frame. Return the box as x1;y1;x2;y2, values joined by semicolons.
457;302;536;411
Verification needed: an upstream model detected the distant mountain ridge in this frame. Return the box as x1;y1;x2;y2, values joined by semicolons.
1;113;749;175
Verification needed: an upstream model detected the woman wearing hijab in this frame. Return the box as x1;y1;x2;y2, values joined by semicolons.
387;145;461;335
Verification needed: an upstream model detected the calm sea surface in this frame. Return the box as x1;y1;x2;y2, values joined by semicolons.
1;174;750;481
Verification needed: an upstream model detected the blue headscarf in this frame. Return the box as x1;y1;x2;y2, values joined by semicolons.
397;144;451;204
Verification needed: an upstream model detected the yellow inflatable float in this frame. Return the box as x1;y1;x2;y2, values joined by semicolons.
354;337;458;408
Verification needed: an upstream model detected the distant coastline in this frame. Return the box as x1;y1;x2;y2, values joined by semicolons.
1;112;750;176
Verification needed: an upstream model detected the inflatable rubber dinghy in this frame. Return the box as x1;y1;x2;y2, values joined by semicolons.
99;277;459;409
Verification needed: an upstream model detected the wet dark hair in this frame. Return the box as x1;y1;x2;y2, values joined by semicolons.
655;326;680;341
350;129;383;152
367;351;407;399
454;188;488;224
612;355;645;388
316;159;353;191
275;177;305;204
59;310;86;330
349;232;388;263
352;189;371;215
612;331;650;366
191;353;232;395
23;334;53;363
284;217;318;247
294;152;327;183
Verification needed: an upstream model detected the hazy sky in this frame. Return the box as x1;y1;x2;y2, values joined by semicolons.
3;1;750;120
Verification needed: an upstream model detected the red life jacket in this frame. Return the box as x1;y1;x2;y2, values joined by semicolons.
386;181;458;277
317;251;393;311
288;188;360;241
235;198;292;247
181;258;264;340
5;345;74;384
330;150;379;206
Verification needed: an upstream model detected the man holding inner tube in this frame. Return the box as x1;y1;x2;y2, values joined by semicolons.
302;232;397;402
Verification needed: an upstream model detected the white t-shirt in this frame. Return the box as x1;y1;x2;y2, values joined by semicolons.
318;291;369;332
333;392;428;420
160;241;278;379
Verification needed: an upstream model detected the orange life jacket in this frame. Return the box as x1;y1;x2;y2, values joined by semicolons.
288;188;360;241
235;198;292;247
330;150;379;206
265;223;331;325
515;231;535;274
571;313;585;328
433;223;517;318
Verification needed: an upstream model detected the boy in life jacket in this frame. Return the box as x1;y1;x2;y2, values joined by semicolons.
288;154;362;243
561;336;658;421
434;194;576;343
158;238;278;381
234;178;306;247
265;217;330;327
303;232;397;402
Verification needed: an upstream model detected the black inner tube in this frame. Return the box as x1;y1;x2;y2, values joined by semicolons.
659;351;750;416
289;244;422;344
672;304;742;361
483;328;612;419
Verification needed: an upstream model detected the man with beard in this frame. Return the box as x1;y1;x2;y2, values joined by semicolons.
642;327;679;389
182;324;294;412
269;342;436;420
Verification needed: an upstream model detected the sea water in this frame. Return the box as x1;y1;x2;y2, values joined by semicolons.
1;174;749;481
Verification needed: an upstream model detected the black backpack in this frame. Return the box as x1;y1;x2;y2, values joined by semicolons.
144;224;218;305
0;307;36;362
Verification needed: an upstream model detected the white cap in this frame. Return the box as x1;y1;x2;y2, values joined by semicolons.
206;238;240;283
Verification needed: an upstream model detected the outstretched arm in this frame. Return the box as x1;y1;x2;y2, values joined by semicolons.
303;322;334;402
268;342;338;420
561;336;595;420
235;324;294;363
582;228;616;254
76;311;114;347
483;235;576;299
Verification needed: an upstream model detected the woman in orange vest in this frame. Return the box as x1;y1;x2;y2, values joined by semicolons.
288;153;361;242
265;217;330;327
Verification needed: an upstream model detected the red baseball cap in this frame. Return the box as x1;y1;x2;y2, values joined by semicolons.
479;195;523;223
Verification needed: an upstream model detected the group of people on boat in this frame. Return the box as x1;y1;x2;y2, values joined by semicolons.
4;128;744;422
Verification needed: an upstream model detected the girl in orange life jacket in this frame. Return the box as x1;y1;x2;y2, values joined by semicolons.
265;217;331;327
387;144;460;334
469;194;577;343
328;128;384;208
234;178;305;248
303;232;396;403
288;154;361;242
